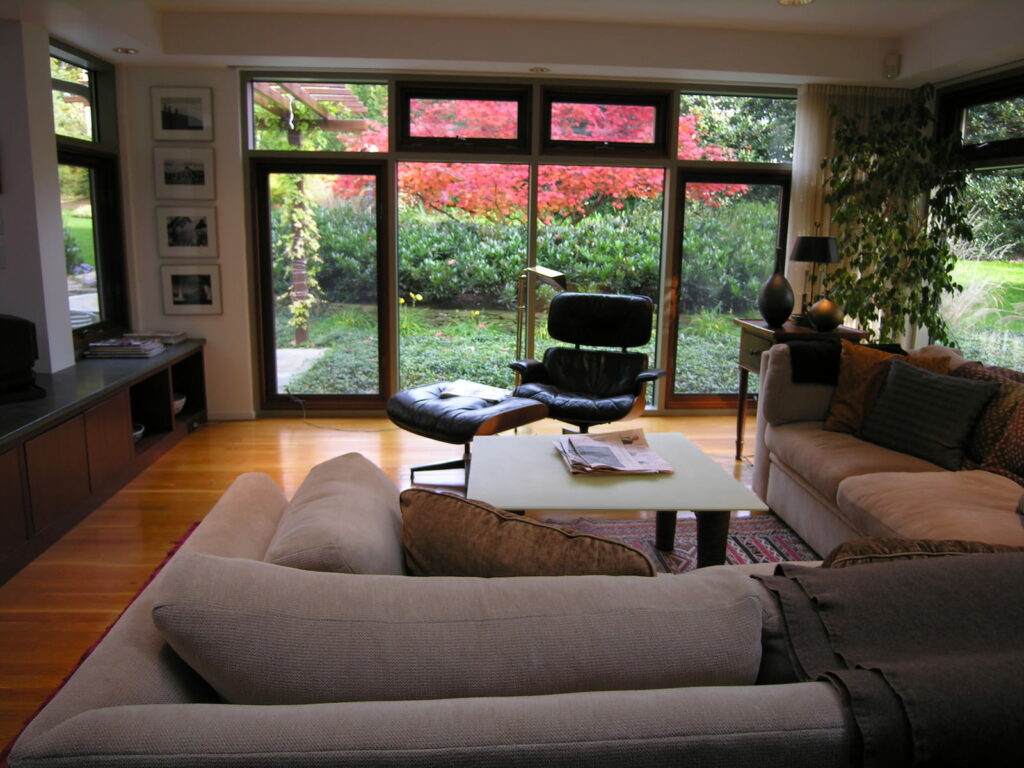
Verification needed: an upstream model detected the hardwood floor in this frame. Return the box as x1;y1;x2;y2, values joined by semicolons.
0;413;755;748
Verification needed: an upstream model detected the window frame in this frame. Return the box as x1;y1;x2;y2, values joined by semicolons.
541;87;671;157
939;70;1024;167
396;82;531;153
51;40;127;344
664;167;791;410
250;156;393;411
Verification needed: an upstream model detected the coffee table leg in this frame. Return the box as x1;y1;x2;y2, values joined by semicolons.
655;510;677;552
696;510;731;568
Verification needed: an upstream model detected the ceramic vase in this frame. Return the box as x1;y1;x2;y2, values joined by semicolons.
757;272;794;328
807;298;843;332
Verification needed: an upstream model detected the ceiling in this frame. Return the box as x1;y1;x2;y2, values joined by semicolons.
146;0;981;37
3;0;1022;86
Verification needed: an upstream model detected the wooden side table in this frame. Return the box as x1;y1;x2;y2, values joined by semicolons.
733;318;869;460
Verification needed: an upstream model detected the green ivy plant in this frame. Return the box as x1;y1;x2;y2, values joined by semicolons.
822;84;972;343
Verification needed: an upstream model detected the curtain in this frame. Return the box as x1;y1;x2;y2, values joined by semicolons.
786;85;913;301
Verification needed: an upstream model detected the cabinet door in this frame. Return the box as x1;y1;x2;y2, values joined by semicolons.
25;416;90;533
85;391;134;491
0;447;29;559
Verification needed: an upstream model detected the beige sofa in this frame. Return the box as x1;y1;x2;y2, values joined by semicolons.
10;453;856;767
753;343;1024;557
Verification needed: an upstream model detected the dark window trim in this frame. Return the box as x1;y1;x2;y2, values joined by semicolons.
59;149;129;343
938;69;1024;166
50;39;118;153
250;156;392;411
664;168;791;409
396;82;531;153
541;87;671;158
52;40;126;345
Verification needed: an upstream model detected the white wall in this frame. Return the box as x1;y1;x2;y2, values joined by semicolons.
0;18;75;373
119;66;255;420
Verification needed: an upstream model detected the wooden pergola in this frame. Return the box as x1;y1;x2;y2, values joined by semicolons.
253;82;369;133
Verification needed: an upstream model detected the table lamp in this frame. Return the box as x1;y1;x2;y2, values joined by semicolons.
789;234;840;323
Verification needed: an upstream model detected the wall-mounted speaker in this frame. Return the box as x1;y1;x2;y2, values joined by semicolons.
884;53;901;80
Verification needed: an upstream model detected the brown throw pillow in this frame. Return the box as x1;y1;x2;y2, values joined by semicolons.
824;339;951;433
400;489;656;577
822;536;1024;568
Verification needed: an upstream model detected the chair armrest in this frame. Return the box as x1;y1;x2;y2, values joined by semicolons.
637;368;666;384
509;359;549;383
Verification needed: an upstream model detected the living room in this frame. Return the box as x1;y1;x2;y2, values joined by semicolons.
1;0;1024;764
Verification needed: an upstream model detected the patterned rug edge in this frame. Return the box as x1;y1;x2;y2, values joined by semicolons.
540;514;819;574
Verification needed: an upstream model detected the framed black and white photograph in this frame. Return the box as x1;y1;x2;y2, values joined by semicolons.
156;206;217;258
151;87;213;141
153;148;215;199
161;264;222;315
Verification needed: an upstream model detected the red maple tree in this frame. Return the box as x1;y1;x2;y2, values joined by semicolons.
331;101;747;219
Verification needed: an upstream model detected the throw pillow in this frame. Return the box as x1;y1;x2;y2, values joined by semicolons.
153;552;763;705
859;359;1000;470
822;536;1024;568
263;452;405;575
400;488;656;577
986;398;1024;479
952;362;1024;465
824;339;952;434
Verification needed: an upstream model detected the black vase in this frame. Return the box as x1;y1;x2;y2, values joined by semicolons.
807;298;843;332
757;272;794;328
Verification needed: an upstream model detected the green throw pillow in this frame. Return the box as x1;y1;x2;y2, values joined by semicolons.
859;359;999;470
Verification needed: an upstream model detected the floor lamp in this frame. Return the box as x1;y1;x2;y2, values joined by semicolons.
514;266;567;362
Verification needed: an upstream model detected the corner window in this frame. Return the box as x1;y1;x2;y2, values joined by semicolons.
398;84;529;152
678;93;796;163
51;56;94;141
252;81;388;151
962;94;1024;146
542;89;669;155
52;42;126;336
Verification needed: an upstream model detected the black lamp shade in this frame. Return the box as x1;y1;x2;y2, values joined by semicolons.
790;236;839;264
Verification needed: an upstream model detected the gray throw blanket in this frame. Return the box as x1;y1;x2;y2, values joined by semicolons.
756;554;1024;767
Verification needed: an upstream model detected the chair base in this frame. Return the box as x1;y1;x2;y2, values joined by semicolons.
410;447;469;484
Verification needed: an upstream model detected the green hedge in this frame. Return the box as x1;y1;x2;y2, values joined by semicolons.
273;195;777;314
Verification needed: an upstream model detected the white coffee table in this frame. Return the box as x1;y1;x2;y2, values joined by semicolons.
466;432;768;567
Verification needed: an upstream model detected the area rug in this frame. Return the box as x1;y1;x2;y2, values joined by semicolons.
540;514;818;574
0;523;200;768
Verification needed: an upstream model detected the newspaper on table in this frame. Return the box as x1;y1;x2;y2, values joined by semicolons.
439;379;511;403
554;428;673;475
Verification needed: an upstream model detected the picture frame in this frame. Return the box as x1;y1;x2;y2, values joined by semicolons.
153;147;215;200
155;206;217;258
161;264;222;315
151;87;213;141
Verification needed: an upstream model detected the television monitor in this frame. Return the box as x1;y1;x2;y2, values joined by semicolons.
0;314;45;403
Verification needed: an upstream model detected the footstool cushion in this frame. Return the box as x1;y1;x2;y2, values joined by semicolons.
386;383;548;445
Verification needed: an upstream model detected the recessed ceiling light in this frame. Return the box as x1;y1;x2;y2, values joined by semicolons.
529;66;551;73
778;0;815;5
113;47;139;55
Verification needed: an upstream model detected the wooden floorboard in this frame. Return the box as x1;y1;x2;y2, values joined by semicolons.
0;413;755;747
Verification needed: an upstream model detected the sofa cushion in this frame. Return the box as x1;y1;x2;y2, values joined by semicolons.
263;453;405;575
824;340;951;434
760;345;836;426
859;359;999;470
822;536;1024;568
152;553;765;705
400;489;656;577
952;362;1024;464
765;421;943;503
835;470;1024;545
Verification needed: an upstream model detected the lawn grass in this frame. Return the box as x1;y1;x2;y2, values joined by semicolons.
62;211;95;268
278;303;750;396
952;260;1024;330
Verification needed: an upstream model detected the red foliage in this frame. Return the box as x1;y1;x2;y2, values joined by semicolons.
332;103;747;219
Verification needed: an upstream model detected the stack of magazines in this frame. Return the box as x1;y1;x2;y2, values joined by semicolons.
125;330;187;345
554;428;673;475
85;337;165;358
